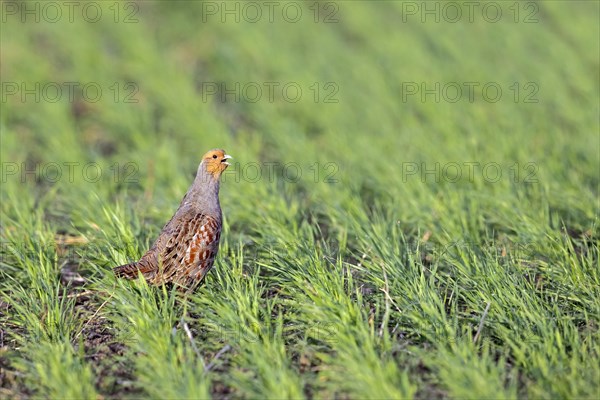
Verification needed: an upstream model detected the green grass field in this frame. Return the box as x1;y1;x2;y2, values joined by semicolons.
1;1;599;398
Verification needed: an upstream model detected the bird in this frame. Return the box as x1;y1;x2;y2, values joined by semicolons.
114;149;232;291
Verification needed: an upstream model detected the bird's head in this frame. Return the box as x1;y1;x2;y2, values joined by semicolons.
201;149;232;179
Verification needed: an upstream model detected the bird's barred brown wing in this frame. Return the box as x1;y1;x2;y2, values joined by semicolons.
114;212;221;290
179;213;221;288
153;212;221;289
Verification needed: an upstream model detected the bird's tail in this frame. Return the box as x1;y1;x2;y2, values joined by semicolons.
113;262;141;279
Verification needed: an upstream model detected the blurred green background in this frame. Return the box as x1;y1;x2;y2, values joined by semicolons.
1;1;599;398
2;0;598;219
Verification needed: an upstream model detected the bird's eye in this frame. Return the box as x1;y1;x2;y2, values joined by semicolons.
212;154;217;159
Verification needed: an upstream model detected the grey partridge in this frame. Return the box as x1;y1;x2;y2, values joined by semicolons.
114;149;231;291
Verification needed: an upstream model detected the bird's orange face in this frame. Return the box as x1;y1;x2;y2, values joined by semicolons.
202;149;232;178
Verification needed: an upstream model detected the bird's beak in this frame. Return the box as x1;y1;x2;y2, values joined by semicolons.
222;154;232;166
